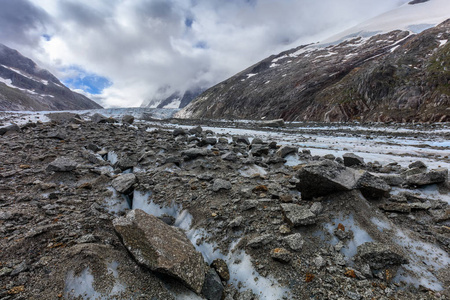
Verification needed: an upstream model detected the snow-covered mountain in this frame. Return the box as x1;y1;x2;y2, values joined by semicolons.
0;43;102;111
176;0;450;122
142;87;204;109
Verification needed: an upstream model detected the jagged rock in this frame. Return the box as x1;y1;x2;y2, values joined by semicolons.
46;157;77;172
198;137;217;147
228;216;244;228
0;124;20;135
250;144;269;156
251;138;264;144
173;128;187;136
378;174;405;186
211;259;230;282
281;203;317;226
87;143;101;152
296;160;360;199
221;152;238;162
46;112;81;124
233;136;250;145
406;168;448;186
259;119;285;127
408;161;427;169
189;125;203;135
182;148;209;160
112;173;136;193
122;115;134;124
357;242;407;270
116;155;137;170
270;248;292;263
356;172;391;199
247;234;273;248
113;209;206;294
276;145;298;158
380;203;411;213
283;233;304;251
201;269;224;300
90;113;108;123
212;179;232;192
343;153;365;167
309;202;323;215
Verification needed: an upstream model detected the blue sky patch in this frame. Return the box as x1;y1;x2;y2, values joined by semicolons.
185;17;194;28
42;34;52;41
62;66;112;95
194;41;208;49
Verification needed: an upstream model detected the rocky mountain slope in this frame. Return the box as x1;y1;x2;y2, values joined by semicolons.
0;44;102;111
176;19;450;122
0;112;449;299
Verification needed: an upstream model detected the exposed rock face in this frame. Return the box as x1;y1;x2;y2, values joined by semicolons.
406;168;448;186
176;20;450;122
357;242;408;269
113;209;206;294
0;43;102;111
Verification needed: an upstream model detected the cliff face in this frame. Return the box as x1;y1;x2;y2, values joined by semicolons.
177;20;450;122
0;44;102;111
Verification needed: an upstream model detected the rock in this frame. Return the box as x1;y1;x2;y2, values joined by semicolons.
173;128;187;136
313;256;326;269
378;174;405;186
86;143;101;152
276;145;298;158
309;202;323;215
247;234;273;248
228;216;244;228
379;203;411;213
122;115;134;124
221;152;238;162
198;137;217;147
296;160;360;199
356;172;391;199
212;179;232;192
259;119;285;127
45;112;81;123
201;269;224;300
343;153;365;167
406;168;448;186
189;125;203;135
112;173;137;193
182;148;209;160
211;259;230;281
357;242;407;270
116;155;138;171
251;138;264;144
0;123;20;135
113;209;206;294
283;233;304;251
11;261;28;276
270;248;292;263
281;203;317;226
250;144;269;156
323;154;336;160
90;113;108;123
408;161;427;169
233;136;250;145
46;157;78;172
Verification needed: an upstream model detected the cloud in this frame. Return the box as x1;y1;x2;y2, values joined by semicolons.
1;0;409;107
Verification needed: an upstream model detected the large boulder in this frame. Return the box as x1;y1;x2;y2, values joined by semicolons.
281;204;317;226
296;160;360;199
343;153;365;167
356;172;391;199
357;242;407;270
46;157;78;172
122;115;135;124
112;173;137;193
0;124;20;135
276;145;298;158
113;210;206;294
406;168;448;186
182;148;209;160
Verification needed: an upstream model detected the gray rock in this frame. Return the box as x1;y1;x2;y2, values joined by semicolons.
91;113;108;123
247;234;273;248
229;216;244;228
0;123;20;135
211;259;230;282
343;153;365;167
283;233;304;251
281;203;317;226
86;143;101;152
122;115;134;124
406;168;448;186
182;148;209;160
276;145;298;158
189;125;203;135
270;247;292;263
313;255;326;269
201;269;223;300
45;112;81;123
173;128;187;136
221;152;238;162
296;160;360;199
112;173;137;193
347;291;362;300
378;174;405;186
116;155;137;170
309;202;323;215
11;261;28;276
250;144;269;156
233;136;250;145
408;161;427;169
251;138;264;144
47;157;78;172
212;179;232;192
259;119;285;127
357;242;407;270
198;137;217;147
76;234;97;244
113;209;206;294
379;202;411;213
356;172;391;199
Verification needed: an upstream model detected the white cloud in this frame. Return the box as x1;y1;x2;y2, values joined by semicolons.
3;0;408;108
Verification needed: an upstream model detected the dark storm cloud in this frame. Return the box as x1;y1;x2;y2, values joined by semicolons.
0;0;51;47
57;1;108;27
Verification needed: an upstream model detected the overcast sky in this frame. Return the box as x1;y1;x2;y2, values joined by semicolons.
0;0;409;107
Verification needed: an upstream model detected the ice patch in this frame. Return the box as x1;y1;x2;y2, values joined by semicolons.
370;217;392;232
107;151;118;165
247;73;257;78
284;154;306;167
438;39;447;47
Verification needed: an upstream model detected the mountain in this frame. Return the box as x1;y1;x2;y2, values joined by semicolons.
0;43;102;111
176;1;450;122
143;87;204;109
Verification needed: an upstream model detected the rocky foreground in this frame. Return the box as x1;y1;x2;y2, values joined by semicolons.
0;113;449;299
